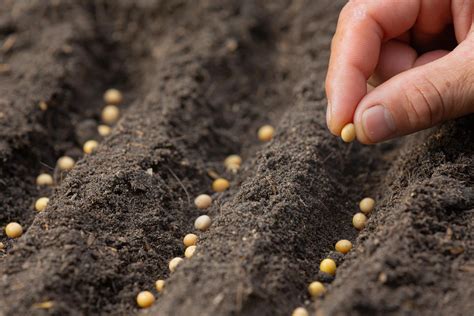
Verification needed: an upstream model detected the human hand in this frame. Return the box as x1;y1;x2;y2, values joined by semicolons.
325;0;474;144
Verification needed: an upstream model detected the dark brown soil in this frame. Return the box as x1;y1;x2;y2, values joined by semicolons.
0;1;472;316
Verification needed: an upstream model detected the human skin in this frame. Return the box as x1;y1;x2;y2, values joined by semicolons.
325;0;474;144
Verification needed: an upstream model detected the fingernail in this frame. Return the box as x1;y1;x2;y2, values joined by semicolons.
362;105;396;142
326;101;332;126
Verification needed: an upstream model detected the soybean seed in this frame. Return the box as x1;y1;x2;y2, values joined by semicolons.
185;245;196;258
183;233;198;247
36;173;53;186
5;222;23;238
38;101;48;111
258;125;275;142
335;239;352;254
292;307;309;316
103;89;123;105
97;124;111;137
136;291;155;308
212;178;229;192
224;155;242;167
101;105;120;125
169;257;184;272
308;281;326;297
57;156;75;171
194;215;212;231
320;258;336;275
0;242;5;250
83;140;99;154
155;280;165;292
359;197;375;214
341;123;356;142
35;197;49;212
194;194;212;209
352;212;367;230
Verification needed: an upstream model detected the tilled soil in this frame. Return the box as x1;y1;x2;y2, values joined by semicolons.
0;1;473;316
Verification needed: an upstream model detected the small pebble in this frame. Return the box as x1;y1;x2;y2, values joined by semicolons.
183;233;198;247
258;125;275;142
335;239;352;254
136;291;155;308
155;279;165;292
36;173;53;186
5;222;23;238
103;89;123;105
341;123;356;142
194;215;212;231
320;258;336;275
185;245;196;258
194;194;212;209
308;281;326;297
83;140;99;154
97;124;112;136
212;178;229;192
101;105;120;124
57;156;75;171
35;197;49;212
292;307;309;316
169;257;184;272
352;212;367;230
359;197;375;214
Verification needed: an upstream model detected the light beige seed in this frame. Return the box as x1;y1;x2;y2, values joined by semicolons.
341;123;356;142
136;291;155;308
185;245;196;258
5;222;23;238
0;242;5;249
226;163;240;174
194;215;212;231
335;239;352;254
212;178;229;192
101;105;120;124
292;307;309;316
155;280;165;292
359;197;375;214
308;281;326;297
97;124;112;137
35;197;49;212
103;89;123;105
169;257;184;272
194;194;212;209
83;140;99;154
57;156;75;171
320;258;336;275
36;173;53;186
224;155;242;167
38;101;48;111
183;233;198;247
353;212;367;230
258;125;275;142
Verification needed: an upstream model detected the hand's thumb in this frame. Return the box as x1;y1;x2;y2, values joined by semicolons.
354;40;474;144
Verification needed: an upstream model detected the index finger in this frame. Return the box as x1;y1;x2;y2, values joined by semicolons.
325;0;420;135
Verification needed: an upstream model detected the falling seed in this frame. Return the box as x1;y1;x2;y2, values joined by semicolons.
308;281;326;297
35;197;49;212
155;280;165;292
341;123;356;142
359;197;375;214
194;194;212;209
194;215;212;231
97;124;112;136
352;212;367;230
57;156;75;171
335;239;352;254
136;291;155;308
36;173;53;186
38;101;48;111
101;105;120;124
224;155;242;167
212;178;229;192
185;245;196;258
292;307;309;316
320;258;336;275
169;257;184;272
103;89;123;105
5;222;23;238
258;125;275;142
183;233;198;247
83;140;99;154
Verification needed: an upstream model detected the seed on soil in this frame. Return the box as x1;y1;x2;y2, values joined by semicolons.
155;280;165;292
0;242;5;249
36;173;53;186
83;140;99;154
169;257;184;272
35;197;49;212
335;239;352;254
212;178;229;192
352;212;367;230
5;222;23;238
101;105;120;124
258;124;275;142
341;123;356;142
183;233;198;247
320;258;336;275
194;215;212;231
136;291;155;308
57;156;75;171
97;124;112;136
38;101;48;111
103;88;123;105
308;281;326;297
292;307;309;316
194;194;212;209
185;245;196;258
359;197;375;214
224;155;242;167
